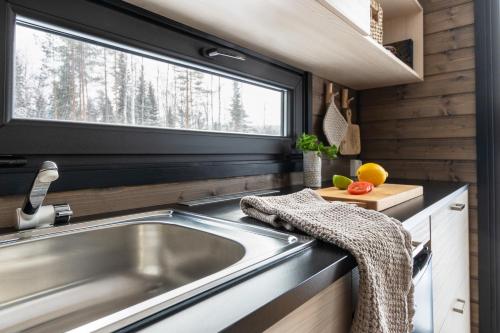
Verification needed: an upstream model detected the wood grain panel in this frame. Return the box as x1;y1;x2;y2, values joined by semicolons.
425;25;474;55
265;273;352;333
471;278;478;303
470;231;478;255
360;70;475;105
425;46;475;75
469;207;477;232
420;0;471;13
367;160;476;183
470;254;478;279
0;172;303;229
360;93;475;122
424;2;474;34
471;301;479;329
362;138;476;160
362;115;475;139
469;184;477;208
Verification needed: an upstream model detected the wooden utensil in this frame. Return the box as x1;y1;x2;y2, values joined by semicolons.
339;93;361;155
316;183;424;211
323;82;348;147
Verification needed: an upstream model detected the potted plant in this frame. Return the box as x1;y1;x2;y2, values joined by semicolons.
296;133;337;188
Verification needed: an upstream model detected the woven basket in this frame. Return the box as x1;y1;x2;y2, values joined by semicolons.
370;0;383;44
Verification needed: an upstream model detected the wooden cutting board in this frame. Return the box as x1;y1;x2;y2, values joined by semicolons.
316;183;423;211
339;109;361;155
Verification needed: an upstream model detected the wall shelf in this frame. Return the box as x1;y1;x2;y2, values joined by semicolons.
125;0;423;90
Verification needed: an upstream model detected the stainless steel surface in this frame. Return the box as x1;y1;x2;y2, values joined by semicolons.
53;203;73;225
205;48;246;61
16;161;73;230
0;209;313;333
178;189;280;206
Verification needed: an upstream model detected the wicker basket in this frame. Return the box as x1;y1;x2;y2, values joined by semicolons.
370;0;383;44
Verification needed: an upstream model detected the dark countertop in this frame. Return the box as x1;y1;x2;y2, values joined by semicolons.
133;180;468;333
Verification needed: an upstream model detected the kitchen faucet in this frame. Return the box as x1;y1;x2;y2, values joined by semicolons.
15;161;73;230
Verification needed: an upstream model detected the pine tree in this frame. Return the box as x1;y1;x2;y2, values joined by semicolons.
51;38;78;120
176;67;192;128
144;82;159;125
229;81;247;132
217;76;222;130
164;64;176;127
135;61;146;125
112;52;128;124
101;48;113;122
74;42;88;121
192;70;207;129
14;53;29;117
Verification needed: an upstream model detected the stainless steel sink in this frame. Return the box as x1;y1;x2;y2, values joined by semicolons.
0;210;313;333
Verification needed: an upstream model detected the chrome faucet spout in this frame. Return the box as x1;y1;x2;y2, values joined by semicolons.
16;161;72;230
21;161;59;216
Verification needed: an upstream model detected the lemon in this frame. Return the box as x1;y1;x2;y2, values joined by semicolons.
333;175;353;190
356;163;388;186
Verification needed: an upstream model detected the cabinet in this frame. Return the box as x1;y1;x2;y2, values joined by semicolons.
125;0;424;89
265;273;352;333
431;190;470;333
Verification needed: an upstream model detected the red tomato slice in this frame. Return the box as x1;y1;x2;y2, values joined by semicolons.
347;181;374;195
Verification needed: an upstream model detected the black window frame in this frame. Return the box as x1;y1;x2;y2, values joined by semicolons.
0;0;312;195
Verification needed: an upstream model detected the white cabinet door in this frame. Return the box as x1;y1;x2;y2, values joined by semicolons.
317;0;371;35
431;190;470;333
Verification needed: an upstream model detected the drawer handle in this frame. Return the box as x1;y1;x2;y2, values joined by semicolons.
451;203;466;211
452;299;466;314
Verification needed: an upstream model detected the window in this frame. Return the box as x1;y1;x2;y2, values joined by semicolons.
14;19;285;136
0;0;309;194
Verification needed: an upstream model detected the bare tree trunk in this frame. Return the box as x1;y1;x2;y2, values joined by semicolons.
210;75;214;129
218;76;221;130
165;64;170;127
185;69;190;128
103;48;109;122
130;57;136;125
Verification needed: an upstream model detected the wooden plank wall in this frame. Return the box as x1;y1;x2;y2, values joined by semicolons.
311;75;358;179
359;0;477;330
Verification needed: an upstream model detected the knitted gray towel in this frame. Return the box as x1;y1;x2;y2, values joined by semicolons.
240;188;414;333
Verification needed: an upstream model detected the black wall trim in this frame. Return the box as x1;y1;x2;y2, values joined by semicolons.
475;0;499;332
0;157;302;196
0;0;311;194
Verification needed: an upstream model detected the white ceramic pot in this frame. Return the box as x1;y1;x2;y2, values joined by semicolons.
303;151;322;188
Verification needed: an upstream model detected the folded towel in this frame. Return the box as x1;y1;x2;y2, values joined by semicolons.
240;188;414;333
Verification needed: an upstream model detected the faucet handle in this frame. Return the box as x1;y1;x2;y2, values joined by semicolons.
53;204;73;226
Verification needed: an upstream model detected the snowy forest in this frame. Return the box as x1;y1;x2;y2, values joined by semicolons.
14;24;283;136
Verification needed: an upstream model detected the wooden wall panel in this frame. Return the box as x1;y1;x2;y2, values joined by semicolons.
0;172;304;229
424;25;474;55
359;0;478;330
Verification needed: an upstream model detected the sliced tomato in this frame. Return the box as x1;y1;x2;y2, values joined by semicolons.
347;181;374;195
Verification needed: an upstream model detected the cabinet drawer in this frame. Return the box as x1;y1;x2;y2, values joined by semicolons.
438;276;471;333
431;190;469;332
405;216;430;246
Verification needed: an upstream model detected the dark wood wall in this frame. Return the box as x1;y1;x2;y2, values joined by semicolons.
359;0;477;330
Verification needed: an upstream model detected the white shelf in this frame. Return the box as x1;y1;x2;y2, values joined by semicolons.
125;0;423;90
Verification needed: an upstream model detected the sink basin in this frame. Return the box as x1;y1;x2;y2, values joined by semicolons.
0;210;313;332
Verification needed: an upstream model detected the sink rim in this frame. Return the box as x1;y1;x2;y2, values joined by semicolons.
0;209;315;332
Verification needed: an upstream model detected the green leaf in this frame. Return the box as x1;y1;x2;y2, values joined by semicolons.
295;133;337;160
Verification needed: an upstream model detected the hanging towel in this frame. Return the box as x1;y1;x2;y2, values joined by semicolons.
240;188;414;333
